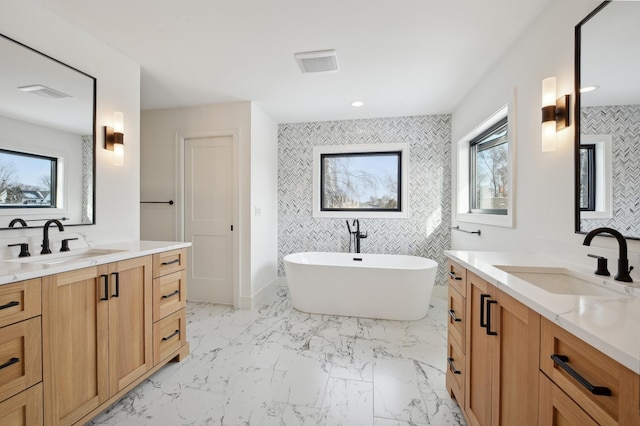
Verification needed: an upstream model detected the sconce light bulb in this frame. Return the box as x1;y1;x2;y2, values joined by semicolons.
113;111;124;134
541;120;557;152
542;77;556;107
113;142;124;166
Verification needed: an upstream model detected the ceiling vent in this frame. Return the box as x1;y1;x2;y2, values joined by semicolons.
18;84;71;99
294;49;339;73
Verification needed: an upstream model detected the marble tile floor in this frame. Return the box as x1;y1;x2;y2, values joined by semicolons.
88;287;466;426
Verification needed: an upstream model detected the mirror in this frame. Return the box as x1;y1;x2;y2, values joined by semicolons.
0;33;95;229
575;1;640;240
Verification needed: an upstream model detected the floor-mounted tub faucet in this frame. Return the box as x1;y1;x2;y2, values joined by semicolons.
583;227;633;282
346;219;367;253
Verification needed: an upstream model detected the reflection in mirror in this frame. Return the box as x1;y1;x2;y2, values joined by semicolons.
0;34;95;229
576;1;640;240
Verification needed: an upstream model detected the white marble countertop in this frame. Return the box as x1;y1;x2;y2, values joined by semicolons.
445;250;640;374
0;240;191;286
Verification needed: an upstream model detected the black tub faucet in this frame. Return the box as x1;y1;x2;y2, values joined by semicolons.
346;219;367;253
41;219;64;255
583;227;633;282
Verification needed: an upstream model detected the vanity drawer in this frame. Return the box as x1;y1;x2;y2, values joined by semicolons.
538;372;598;426
152;249;187;278
153;270;187;322
540;318;640;425
447;285;465;351
0;279;41;328
0;317;42;403
154;308;186;365
446;333;465;408
447;260;466;297
0;383;43;426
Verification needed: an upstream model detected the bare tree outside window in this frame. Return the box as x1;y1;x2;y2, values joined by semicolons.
0;149;56;207
321;152;401;211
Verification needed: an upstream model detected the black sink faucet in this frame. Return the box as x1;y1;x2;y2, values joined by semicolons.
583;227;633;282
41;219;64;255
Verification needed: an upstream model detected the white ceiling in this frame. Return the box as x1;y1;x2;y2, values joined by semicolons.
34;0;554;124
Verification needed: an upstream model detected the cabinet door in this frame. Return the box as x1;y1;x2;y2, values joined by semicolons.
465;272;493;426
493;289;540;426
108;256;153;395
42;266;109;426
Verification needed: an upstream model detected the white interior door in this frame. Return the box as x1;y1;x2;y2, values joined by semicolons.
184;136;233;304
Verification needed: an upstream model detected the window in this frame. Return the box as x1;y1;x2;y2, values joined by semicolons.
320;151;401;212
579;144;596;211
456;99;514;228
313;143;409;218
469;117;508;215
0;149;57;208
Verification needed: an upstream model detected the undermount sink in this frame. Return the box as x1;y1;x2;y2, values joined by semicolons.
8;248;126;266
495;265;625;297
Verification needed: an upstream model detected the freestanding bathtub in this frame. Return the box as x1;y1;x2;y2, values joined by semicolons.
283;252;438;321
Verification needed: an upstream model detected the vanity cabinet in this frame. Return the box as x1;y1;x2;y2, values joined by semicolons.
152;249;187;365
0;279;43;426
446;260;467;408
42;256;153;426
539;318;640;425
464;271;540;426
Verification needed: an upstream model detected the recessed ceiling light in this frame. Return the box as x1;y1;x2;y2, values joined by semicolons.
351;101;364;107
580;85;599;93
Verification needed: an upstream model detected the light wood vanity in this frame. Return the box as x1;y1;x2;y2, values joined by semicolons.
446;257;640;426
0;243;190;426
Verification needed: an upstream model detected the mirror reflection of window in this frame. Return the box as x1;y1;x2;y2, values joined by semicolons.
579;145;596;211
0;149;57;208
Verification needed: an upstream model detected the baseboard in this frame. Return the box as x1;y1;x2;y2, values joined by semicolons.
239;277;284;309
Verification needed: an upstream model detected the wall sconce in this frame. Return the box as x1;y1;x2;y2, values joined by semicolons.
541;77;570;152
105;111;124;166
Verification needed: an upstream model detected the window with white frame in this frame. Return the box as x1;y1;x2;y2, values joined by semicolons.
456;101;514;227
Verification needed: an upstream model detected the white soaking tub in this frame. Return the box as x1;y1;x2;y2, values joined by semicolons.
283;252;438;321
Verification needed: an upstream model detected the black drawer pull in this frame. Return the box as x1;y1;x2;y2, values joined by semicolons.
551;354;612;396
486;299;498;336
162;329;180;341
111;272;120;298
447;309;462;322
0;357;19;370
448;271;462;281
447;357;461;374
161;290;181;299
100;275;109;301
480;294;490;328
161;259;180;266
0;300;19;310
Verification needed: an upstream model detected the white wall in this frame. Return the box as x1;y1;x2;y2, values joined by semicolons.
451;0;639;275
249;103;278;304
0;0;141;250
141;101;279;307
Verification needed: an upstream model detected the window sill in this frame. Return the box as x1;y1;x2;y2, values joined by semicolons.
456;211;513;228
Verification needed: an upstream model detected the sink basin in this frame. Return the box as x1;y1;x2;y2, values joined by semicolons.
495;265;624;297
8;248;126;266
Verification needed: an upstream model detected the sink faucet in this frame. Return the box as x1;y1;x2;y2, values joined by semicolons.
583;227;633;282
41;219;64;255
346;219;367;253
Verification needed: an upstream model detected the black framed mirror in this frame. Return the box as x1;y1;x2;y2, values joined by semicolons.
575;1;640;240
0;33;96;229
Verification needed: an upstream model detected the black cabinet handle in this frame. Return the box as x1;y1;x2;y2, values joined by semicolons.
161;290;180;299
447;357;461;374
448;271;462;281
162;329;180;341
447;309;462;322
486;300;498;336
100;275;109;301
0;357;19;370
551;354;612;396
161;259;180;266
0;300;19;310
111;272;120;298
480;294;491;328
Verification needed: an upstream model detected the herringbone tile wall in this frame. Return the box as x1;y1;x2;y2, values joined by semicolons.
581;105;640;237
278;115;452;285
